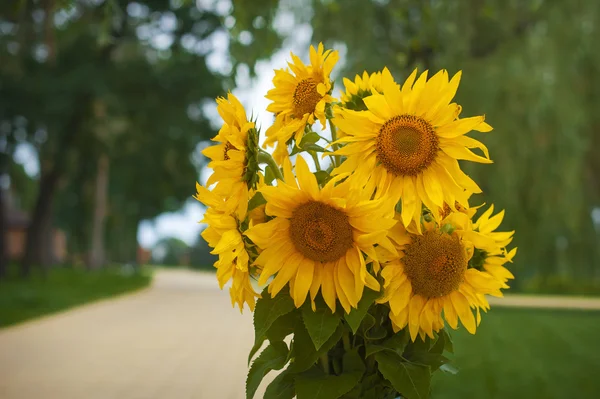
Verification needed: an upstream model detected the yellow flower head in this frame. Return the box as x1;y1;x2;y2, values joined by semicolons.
378;205;515;341
245;156;397;313
339;71;386;111
263;43;339;164
194;183;260;311
202;93;259;219
331;68;493;228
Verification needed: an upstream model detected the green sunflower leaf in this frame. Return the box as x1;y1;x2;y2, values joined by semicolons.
301;300;342;350
266;309;300;342
263;366;296;399
299;131;322;147
291;322;345;373
375;351;431;399
246;341;290;399
252;288;295;362
295;350;365;399
344;288;381;334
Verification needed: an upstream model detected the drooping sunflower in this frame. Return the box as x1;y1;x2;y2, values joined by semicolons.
194;183;260;311
263;43;339;164
202;93;259;219
331;68;493;228
378;207;514;341
245;156;397;313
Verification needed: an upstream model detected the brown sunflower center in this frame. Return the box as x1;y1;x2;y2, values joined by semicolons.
289;201;353;262
402;231;466;298
223;142;234;161
376;115;439;176
293;78;323;118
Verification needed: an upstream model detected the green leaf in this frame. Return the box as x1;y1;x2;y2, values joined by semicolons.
253;289;295;353
365;329;409;358
441;328;454;354
248;335;266;365
344;288;380;334
264;367;296;399
267;310;300;342
291;322;345;373
356;313;376;338
265;165;276;184
375;352;431;399
303;143;326;152
248;192;267;211
295;350;365;399
314;170;332;185
299;131;321;147
301;301;341;350
246;341;290;399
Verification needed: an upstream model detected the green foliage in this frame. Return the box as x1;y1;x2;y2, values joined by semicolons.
246;341;290;399
375;351;431;399
344;288;381;334
295;350;365;399
301;299;342;350
251;289;457;398
0;264;152;328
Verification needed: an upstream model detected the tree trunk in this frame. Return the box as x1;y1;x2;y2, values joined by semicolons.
0;188;7;279
88;154;109;270
21;169;61;276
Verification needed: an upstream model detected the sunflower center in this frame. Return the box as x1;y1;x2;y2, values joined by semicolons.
293;78;323;118
376;115;439;176
402;231;466;298
289;201;353;263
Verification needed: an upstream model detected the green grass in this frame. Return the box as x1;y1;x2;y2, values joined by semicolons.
432;307;600;398
0;265;152;328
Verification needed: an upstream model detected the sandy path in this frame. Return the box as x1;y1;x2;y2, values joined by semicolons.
1;269;599;399
0;269;268;399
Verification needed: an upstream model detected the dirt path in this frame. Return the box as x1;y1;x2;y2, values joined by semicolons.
0;269;269;399
488;293;600;310
1;270;599;399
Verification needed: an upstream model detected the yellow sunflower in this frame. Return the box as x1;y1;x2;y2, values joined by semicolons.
331;68;493;228
202;93;259;219
378;207;513;341
263;43;339;164
245;156;397;313
339;71;385;111
194;183;260;311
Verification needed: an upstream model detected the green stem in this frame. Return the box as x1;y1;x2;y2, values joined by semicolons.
309;151;322;172
342;330;351;351
329;119;342;168
320;353;330;374
258;150;284;182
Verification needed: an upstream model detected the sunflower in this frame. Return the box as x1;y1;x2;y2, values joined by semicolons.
202;93;259;219
331;68;493;228
467;204;517;288
245;156;396;313
263;43;339;164
194;183;260;311
339;71;385;112
378;207;513;341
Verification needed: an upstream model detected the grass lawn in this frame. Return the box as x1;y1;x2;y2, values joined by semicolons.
432;307;600;398
0;265;152;328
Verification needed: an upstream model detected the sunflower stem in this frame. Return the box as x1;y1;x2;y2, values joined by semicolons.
342;330;351;351
329;119;342;168
320;353;330;374
309;151;322;171
258;150;284;182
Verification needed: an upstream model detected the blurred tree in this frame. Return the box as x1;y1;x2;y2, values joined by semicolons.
0;0;224;274
189;232;217;271
151;236;188;266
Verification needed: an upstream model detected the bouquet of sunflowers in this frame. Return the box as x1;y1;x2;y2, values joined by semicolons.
195;43;516;399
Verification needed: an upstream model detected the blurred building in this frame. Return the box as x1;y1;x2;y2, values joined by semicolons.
3;188;67;264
